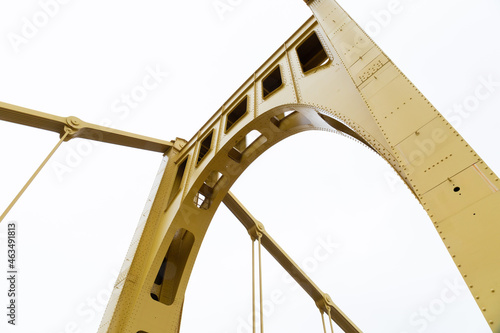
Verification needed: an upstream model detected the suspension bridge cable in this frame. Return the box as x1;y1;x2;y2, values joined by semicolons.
0;129;70;224
321;311;328;333
258;233;264;333
252;239;256;333
327;307;335;333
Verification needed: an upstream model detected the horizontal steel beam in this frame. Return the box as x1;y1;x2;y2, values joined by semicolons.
0;101;173;153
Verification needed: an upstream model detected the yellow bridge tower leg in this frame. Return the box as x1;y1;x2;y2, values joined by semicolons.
306;0;500;330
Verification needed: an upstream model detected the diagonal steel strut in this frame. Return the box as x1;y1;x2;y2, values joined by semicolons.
223;191;362;333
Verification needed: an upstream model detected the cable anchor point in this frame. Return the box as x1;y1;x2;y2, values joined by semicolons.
248;221;265;241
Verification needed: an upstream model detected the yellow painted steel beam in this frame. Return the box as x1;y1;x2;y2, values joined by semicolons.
0;101;67;134
0;101;173;153
223;191;361;333
63;116;173;153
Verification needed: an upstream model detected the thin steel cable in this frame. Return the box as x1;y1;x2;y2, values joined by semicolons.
258;234;264;333
327;307;334;333
0;130;70;224
252;239;256;333
321;311;328;333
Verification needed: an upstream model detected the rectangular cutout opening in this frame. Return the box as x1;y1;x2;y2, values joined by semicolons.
270;111;312;131
194;171;223;210
194;191;209;209
228;130;267;163
226;96;248;132
204;170;223;188
262;65;283;99
296;31;329;73
151;228;195;306
197;131;213;165
270;111;297;128
167;157;188;206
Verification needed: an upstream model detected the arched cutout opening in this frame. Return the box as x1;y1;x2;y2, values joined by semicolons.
179;129;480;333
143;104;421;331
151;228;195;306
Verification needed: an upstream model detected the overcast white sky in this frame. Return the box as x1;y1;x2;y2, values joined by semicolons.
0;0;499;332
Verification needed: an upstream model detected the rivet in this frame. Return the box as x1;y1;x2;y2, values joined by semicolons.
470;285;474;288
492;289;495;293
483;308;487;312
464;275;467;278
490;321;494;325
476;296;480;299
457;264;461;267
